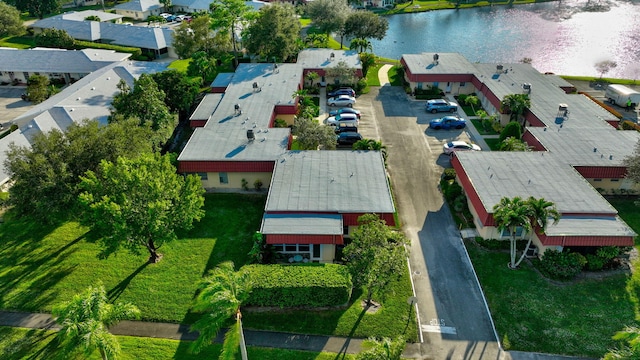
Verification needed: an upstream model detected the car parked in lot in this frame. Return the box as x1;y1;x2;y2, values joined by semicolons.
429;116;466;130
324;113;359;126
329;107;361;119
425;99;458;113
334;123;358;134
443;141;481;155
327;95;355;107
337;132;363;146
328;87;356;98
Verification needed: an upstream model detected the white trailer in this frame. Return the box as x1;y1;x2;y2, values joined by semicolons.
605;84;640;107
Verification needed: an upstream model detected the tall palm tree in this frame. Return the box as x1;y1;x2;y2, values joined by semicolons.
514;197;560;267
52;285;140;360
464;95;479;115
353;138;388;161
501;94;531;127
350;38;372;53
191;261;251;360
492;196;532;269
305;71;320;87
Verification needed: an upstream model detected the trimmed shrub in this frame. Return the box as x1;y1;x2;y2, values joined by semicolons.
499;121;522;142
442;168;456;181
242;264;352;308
274;119;288;128
597;246;620;261
585;253;605;271
537;250;586;280
442;181;462;202
74;40;142;57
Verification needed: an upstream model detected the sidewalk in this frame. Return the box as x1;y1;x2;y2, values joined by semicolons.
0;310;366;354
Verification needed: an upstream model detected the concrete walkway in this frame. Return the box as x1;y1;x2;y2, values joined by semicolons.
0;310;367;354
378;64;393;86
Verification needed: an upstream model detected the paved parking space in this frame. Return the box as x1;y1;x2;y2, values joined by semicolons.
0;87;34;128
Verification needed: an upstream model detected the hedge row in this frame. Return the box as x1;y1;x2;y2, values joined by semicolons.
242;263;352;308
74;40;142;57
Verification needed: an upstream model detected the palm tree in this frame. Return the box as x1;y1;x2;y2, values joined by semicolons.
501;94;531;126
492;196;532;269
52;285;140;360
357;336;406;360
305;71;320;87
353;138;388;161
464;95;479;115
498;136;530;151
350;38;372;53
513;197;560;267
305;33;327;48
191;261;251;360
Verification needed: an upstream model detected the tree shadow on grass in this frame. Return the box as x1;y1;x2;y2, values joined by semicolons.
107;261;149;302
334;305;368;360
0;327;57;360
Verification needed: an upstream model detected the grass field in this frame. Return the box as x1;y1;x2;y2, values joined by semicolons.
0;36;34;49
0;192;417;341
0;326;356;360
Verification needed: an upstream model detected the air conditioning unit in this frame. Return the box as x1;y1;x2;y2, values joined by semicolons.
496;64;504;72
525;245;539;258
247;129;255;141
522;83;531;93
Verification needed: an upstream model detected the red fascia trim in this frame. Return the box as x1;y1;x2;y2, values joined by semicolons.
275;104;297;115
211;87;226;93
178;161;275;173
190;120;207;128
265;234;344;245
451;156;491;225
537;233;634;247
573;166;627;179
522;131;546;151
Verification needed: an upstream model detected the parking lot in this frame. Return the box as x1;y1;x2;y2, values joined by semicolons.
0;87;34;128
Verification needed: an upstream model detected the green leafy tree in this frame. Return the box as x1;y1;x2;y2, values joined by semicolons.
110;75;176;146
26;74;50;104
191;261;251;359
500;93;530;126
15;0;60;18
4;119;155;223
306;0;350;46
343;214;409;306
77;152;205;263
357;336;406;360
52;285;140;360
84;15;101;21
604;326;640;360
359;52;376;78
187;51;218;85
344;10;388;41
160;0;171;12
623;140;640;184
492;196;533;269
209;0;254;67
513;197;560;267
305;33;327;48
173;16;229;59
292;117;337;150
150;70;201;115
498;136;530;151
34;28;74;48
0;2;24;37
325;60;358;85
305;71;320;87
242;3;301;62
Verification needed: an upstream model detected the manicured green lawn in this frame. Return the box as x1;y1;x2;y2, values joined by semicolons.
387;65;403;86
466;242;635;357
168;59;191;73
470;119;500;135
0;192;417;341
0;36;35;49
608;197;640;244
0;326;356;360
484;138;501;150
0;193;264;323
366;63;384;87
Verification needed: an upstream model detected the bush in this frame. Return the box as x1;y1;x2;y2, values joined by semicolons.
442;168;456;181
442;181;462;203
499;121;522;142
475;238;511;250
585;253;605;271
537;250;585;280
274;119;288;128
242;264;352;308
254;179;263;191
74;40;142;57
597;246;620;261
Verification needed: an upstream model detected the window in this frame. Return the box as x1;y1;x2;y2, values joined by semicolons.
611;178;619;182
460;82;466;86
594;178;602;182
219;172;228;184
417;83;423;89
299;245;310;252
343;225;349;235
197;172;208;180
313;244;321;258
501;227;524;237
433;82;439;88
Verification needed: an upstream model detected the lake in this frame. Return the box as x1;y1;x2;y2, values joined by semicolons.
370;0;640;78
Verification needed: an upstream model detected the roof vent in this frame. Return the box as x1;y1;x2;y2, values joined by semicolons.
522;83;531;94
247;129;255;141
496;64;504;72
91;87;95;90
330;52;335;61
433;53;439;64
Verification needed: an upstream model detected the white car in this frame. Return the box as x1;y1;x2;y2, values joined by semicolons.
324;113;360;126
443;141;481;155
327;95;356;107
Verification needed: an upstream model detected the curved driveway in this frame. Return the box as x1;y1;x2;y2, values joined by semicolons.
357;85;503;360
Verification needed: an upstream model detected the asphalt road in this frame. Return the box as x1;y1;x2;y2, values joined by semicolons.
356;86;504;360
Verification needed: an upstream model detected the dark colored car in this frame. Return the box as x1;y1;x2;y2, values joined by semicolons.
337;132;363;146
328;87;356;98
334;124;359;134
429;116;467;130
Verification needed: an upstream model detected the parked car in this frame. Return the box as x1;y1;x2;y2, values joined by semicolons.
166;15;176;22
328;87;356;98
429;115;466;130
329;107;361;119
337;132;363;146
425;99;458;113
324;113;360;126
327;95;356;107
443;141;481;155
334;123;359;134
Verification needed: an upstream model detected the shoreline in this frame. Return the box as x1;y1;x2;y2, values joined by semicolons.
374;0;558;16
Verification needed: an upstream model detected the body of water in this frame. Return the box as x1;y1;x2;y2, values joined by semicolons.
370;0;640;78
